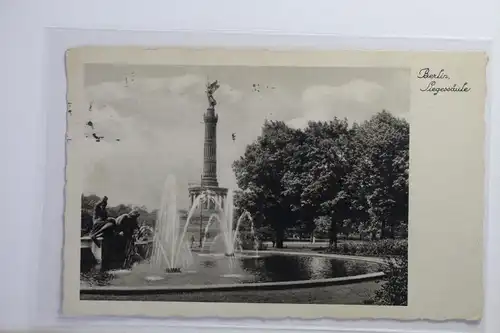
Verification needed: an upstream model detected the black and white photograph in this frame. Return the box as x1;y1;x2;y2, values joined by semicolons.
77;63;410;306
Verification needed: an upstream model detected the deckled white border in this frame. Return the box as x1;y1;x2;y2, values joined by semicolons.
36;29;491;333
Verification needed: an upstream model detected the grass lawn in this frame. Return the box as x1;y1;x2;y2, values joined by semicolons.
81;280;383;304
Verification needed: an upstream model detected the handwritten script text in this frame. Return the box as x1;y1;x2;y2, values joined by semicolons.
417;68;470;96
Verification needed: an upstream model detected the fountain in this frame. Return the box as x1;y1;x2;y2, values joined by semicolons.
218;190;239;256
195;189;260;257
80;79;387;298
150;175;194;273
83;177;384;294
200;214;220;252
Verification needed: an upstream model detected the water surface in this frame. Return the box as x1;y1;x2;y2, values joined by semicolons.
80;252;381;287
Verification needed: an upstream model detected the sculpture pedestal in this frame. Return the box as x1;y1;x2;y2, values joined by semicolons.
101;235;126;271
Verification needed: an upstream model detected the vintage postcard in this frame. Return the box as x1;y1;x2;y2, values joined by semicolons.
62;47;486;320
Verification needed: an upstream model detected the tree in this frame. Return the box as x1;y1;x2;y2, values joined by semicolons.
313;215;331;238
346;111;409;239
134;206;157;228
232;110;409;249
285;119;353;248
81;194;101;234
108;204;132;218
81;194;102;211
232;120;302;248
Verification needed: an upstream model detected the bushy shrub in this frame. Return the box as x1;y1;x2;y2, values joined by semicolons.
326;239;407;257
371;255;408;306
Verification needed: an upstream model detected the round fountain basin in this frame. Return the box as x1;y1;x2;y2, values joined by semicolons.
81;251;384;290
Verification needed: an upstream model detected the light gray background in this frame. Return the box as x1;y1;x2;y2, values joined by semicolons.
1;0;499;332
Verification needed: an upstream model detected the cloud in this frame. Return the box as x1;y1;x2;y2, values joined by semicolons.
72;103;202;209
287;79;386;129
167;74;203;93
217;83;244;104
86;74;202;102
302;79;384;105
86;74;245;105
74;71;408;210
74;74;250;210
68;103;149;185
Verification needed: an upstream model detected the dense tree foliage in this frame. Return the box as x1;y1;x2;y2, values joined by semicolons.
81;111;408;250
232;111;409;248
232;121;304;248
347;111;409;239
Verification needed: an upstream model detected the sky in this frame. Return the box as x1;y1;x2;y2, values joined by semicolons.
74;64;410;210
